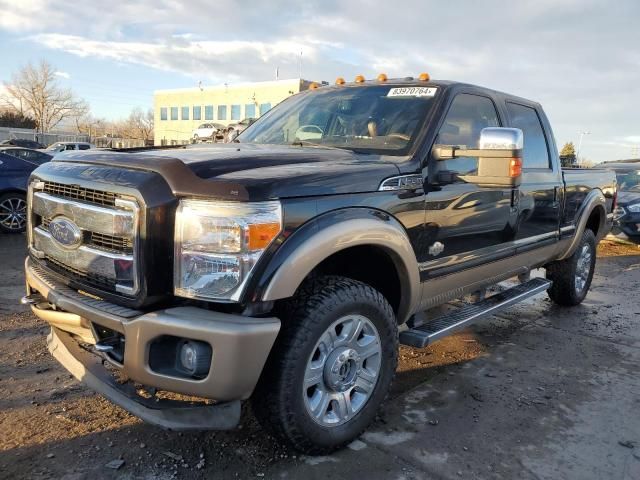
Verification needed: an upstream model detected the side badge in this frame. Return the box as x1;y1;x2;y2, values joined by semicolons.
428;241;445;257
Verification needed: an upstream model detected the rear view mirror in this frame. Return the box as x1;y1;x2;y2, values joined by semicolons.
433;127;524;187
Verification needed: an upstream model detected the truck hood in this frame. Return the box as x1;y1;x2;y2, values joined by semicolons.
617;190;640;206
54;144;401;201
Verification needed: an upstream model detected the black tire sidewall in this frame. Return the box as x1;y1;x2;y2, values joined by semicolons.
547;229;596;305
289;296;396;448
259;277;398;452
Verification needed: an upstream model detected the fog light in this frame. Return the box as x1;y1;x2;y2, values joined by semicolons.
177;340;212;378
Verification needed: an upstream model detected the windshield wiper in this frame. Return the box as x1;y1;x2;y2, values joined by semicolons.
290;140;345;151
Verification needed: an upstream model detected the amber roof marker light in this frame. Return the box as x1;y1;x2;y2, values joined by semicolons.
377;73;388;82
418;72;431;81
354;75;365;83
335;77;346;85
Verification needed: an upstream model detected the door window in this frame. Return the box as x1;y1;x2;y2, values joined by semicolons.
506;102;550;169
434;93;500;179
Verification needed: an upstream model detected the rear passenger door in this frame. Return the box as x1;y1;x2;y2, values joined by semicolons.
505;102;561;248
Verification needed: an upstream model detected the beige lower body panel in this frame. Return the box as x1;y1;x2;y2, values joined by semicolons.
419;243;559;311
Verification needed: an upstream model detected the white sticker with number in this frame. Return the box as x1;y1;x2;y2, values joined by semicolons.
387;87;437;98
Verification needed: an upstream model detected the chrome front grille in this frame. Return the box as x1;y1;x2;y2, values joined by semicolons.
41;218;133;254
29;181;139;296
43;181;117;206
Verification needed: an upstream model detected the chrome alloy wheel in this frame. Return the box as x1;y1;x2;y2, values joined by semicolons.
575;243;593;294
0;196;27;232
303;314;382;427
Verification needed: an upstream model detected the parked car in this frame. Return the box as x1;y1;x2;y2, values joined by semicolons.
23;75;615;454
225;117;257;142
44;141;94;153
0;148;52;233
192;123;226;142
0;138;46;149
604;160;640;241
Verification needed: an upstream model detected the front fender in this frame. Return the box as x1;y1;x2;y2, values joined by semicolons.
255;208;421;324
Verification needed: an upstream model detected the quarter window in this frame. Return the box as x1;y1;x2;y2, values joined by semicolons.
193;106;201;121
181;106;189;120
218;105;227;120
170;107;178;120
205;105;214;120
160;107;167;121
231;104;241;121
506;102;551;169
434;93;500;177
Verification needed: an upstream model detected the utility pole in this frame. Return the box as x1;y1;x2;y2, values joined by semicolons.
576;131;591;164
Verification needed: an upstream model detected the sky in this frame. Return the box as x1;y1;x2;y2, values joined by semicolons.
0;0;638;162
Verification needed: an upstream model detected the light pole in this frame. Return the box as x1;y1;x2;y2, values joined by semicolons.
576;131;591;164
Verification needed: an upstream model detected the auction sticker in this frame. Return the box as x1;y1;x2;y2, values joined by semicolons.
387;87;437;97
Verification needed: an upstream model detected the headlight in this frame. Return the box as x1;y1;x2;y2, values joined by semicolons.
174;199;282;301
627;203;640;213
613;206;626;219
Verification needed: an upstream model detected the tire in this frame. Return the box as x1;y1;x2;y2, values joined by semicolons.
253;275;398;454
0;192;27;234
546;229;596;306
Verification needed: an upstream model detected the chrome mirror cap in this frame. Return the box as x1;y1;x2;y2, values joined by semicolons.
479;127;524;151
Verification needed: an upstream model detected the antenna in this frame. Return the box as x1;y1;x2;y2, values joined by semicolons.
276;67;279;80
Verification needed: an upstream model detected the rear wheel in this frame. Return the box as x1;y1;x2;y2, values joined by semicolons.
253;276;398;454
0;193;27;233
546;229;596;306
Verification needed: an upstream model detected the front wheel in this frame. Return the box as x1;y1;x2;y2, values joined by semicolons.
253;276;398;454
546;229;596;306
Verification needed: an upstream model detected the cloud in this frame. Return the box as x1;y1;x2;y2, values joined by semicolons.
54;70;70;79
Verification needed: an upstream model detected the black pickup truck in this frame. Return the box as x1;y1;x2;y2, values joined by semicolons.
23;76;616;454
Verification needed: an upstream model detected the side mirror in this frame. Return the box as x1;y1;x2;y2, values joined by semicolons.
432;127;524;187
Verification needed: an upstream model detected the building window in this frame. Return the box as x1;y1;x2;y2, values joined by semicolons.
181;106;189;120
160;107;167;121
231;104;241;121
245;104;256;118
259;103;272;116
205;105;214;120
218;105;227;120
193;106;201;121
170;107;178;120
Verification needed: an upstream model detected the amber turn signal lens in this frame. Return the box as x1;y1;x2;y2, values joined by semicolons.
248;223;280;250
309;82;319;90
418;72;430;81
354;74;365;83
335;77;346;85
509;158;523;177
377;73;388;82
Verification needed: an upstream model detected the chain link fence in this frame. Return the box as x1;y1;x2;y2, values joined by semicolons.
0;127;147;149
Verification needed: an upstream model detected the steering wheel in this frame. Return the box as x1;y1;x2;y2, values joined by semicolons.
295;125;324;136
387;133;410;141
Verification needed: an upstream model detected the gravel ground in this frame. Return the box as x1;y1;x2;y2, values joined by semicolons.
0;235;638;479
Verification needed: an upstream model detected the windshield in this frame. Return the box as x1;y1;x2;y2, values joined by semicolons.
46;143;64;151
239;85;438;154
615;169;640;192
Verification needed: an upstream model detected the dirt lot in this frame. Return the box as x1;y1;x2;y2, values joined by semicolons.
0;236;639;479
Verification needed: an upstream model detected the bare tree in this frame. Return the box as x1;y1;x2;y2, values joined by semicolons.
2;60;88;132
124;107;154;141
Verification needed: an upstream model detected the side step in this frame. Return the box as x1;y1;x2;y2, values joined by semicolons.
399;278;552;348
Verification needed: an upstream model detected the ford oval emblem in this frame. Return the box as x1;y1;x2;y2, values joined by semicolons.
49;217;82;249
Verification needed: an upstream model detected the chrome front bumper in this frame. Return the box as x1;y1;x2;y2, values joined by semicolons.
25;257;281;429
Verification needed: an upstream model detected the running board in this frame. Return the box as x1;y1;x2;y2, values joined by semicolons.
399;278;552;348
